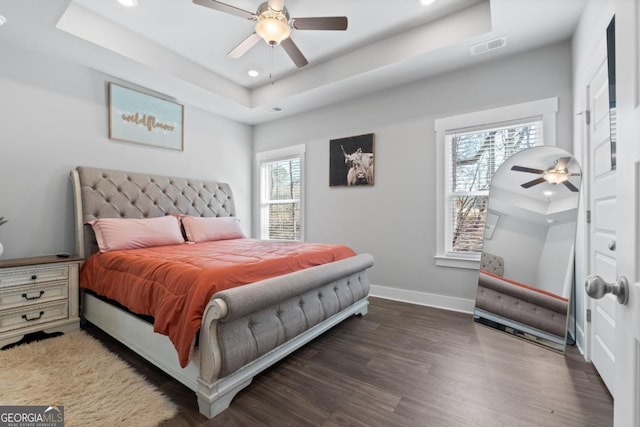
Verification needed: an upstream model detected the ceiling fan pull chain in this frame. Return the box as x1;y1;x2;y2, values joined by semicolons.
269;44;275;84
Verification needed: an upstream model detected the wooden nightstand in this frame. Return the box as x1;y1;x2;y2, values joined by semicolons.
0;255;82;348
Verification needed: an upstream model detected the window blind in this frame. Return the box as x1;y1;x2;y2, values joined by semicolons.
262;157;302;240
445;117;543;255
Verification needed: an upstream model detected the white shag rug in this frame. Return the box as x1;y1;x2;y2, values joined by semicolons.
0;331;177;427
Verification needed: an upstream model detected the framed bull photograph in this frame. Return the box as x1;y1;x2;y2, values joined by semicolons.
329;133;375;187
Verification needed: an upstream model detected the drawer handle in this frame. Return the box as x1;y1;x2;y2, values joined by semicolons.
31;275;37;280
22;311;45;322
22;291;45;301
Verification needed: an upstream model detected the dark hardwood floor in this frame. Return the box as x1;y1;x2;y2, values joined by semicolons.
84;297;613;427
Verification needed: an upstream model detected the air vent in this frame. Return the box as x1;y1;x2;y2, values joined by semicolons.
470;37;507;56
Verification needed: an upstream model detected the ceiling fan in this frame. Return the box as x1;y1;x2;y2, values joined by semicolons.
511;157;581;192
192;0;348;68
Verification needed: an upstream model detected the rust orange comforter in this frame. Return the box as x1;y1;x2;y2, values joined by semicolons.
79;238;355;367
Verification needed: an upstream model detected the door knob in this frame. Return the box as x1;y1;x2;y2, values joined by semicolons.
585;275;629;305
608;240;616;251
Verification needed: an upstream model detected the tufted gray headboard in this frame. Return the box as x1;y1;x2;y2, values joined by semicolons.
480;252;505;277
71;166;236;258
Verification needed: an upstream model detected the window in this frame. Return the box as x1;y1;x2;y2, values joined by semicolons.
446;119;542;254
435;98;558;269
256;145;305;241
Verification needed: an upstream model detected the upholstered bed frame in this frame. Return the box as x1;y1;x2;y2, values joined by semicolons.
475;272;568;339
70;166;374;418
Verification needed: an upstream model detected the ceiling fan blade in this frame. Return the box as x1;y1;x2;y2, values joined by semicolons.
268;0;285;12
280;37;309;68
521;177;546;189
291;17;348;31
227;32;262;58
192;0;256;20
555;157;572;170
563;180;580;192
511;165;546;174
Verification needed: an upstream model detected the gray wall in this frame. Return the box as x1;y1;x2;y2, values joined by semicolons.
537;222;575;298
254;41;574;310
482;214;547;286
0;42;253;259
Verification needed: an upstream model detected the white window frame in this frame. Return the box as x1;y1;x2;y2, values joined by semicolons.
255;144;306;241
434;97;558;269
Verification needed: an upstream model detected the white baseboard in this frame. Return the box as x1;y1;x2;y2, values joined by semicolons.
369;284;475;314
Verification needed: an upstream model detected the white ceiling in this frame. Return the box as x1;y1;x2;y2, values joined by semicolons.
71;0;487;88
0;0;587;124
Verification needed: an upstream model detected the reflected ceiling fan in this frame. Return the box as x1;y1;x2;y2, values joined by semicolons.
192;0;348;68
511;157;581;192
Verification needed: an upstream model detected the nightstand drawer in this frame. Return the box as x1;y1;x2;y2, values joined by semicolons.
0;265;69;288
0;301;68;333
0;281;68;310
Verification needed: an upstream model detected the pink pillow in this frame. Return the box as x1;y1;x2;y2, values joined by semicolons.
181;216;245;243
88;216;185;253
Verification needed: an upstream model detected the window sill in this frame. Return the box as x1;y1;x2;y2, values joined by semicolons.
434;255;480;270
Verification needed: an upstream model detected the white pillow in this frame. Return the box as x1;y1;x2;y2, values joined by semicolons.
88;215;185;253
181;216;245;243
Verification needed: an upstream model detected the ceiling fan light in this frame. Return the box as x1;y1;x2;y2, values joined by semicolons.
255;18;291;45
543;170;568;185
117;0;138;7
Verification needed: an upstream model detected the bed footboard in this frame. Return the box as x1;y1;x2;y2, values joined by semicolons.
475;272;568;338
196;253;373;418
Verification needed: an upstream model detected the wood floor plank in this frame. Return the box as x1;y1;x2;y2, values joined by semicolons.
83;297;613;426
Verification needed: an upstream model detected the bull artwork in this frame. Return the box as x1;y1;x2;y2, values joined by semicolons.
341;145;374;186
329;133;375;187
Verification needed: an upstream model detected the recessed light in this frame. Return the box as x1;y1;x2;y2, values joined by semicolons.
547;219;557;224
247;69;259;78
543;190;554;197
420;0;436;5
118;0;138;7
0;15;7;26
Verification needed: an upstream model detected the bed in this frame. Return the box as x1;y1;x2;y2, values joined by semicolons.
70;166;374;418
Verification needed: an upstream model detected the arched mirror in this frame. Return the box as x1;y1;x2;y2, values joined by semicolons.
473;146;582;353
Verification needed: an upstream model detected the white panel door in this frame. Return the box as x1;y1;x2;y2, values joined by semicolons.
587;50;617;397
613;1;640;425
